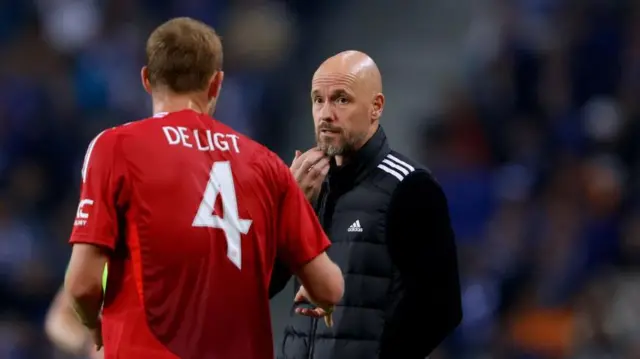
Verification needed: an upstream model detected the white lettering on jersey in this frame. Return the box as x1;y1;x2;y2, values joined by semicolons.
74;199;94;226
177;127;193;148
162;126;240;153
192;161;252;269
163;126;180;145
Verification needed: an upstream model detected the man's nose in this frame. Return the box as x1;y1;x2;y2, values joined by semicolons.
318;104;334;122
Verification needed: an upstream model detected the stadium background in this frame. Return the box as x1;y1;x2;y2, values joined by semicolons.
1;0;640;358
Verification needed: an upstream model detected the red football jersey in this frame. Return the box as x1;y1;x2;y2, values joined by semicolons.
69;109;330;359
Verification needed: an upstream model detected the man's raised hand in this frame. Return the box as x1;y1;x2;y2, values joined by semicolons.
290;149;329;203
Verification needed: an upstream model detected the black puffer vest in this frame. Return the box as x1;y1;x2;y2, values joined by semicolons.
280;127;419;359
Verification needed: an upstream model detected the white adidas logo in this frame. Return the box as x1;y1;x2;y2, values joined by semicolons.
347;220;363;232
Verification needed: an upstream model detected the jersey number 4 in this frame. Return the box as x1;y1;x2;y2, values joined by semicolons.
192;161;252;269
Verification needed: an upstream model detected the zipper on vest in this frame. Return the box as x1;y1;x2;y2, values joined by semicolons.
307;318;319;359
316;181;329;218
319;181;338;232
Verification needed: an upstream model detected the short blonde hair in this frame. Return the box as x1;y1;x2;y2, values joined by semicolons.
145;17;223;93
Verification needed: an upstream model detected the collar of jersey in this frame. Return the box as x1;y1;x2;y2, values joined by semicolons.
328;126;390;187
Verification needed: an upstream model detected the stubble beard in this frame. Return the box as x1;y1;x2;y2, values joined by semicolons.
317;134;346;157
316;130;365;158
319;142;344;157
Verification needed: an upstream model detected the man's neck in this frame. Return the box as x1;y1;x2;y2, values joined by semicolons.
335;124;379;167
334;150;357;167
151;92;211;116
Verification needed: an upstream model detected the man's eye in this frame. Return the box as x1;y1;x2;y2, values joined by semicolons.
336;97;349;104
313;97;323;104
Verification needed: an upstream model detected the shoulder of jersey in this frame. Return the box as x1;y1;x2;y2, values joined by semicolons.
111;116;155;132
375;150;430;183
85;117;163;147
111;111;192;131
91;125;125;143
84;119;145;141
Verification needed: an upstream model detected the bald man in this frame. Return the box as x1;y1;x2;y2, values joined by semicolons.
272;51;462;359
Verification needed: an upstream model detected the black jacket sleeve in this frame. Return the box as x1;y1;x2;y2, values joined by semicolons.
269;259;293;299
378;170;462;359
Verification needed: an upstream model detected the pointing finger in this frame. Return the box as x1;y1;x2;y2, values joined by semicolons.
306;158;330;179
294;152;326;180
291;149;321;172
290;150;305;171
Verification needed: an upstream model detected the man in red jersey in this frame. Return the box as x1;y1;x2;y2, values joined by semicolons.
64;17;344;359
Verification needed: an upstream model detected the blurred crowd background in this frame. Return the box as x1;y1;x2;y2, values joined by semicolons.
1;0;639;358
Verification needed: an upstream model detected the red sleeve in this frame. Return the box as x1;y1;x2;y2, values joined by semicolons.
275;161;331;271
69;129;128;251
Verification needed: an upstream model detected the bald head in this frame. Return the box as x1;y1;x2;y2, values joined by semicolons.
311;51;385;159
313;50;382;94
